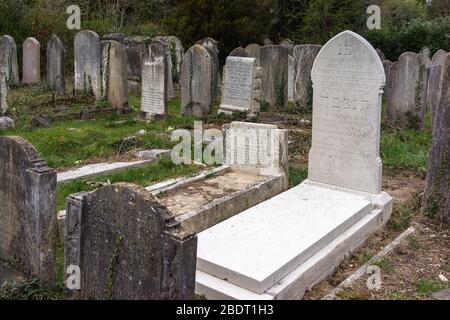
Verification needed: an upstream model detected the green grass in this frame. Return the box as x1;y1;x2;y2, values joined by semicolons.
289;166;308;187
417;278;450;295
56;158;202;210
381;128;431;173
373;257;395;273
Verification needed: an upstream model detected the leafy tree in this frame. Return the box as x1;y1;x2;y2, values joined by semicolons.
270;0;312;42
428;0;450;18
164;0;276;60
380;0;427;28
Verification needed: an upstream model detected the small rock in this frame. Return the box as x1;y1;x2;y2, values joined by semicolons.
137;129;146;136
439;274;448;282
432;289;450;300
137;149;171;160
0;116;15;130
31;115;51;128
67;128;80;133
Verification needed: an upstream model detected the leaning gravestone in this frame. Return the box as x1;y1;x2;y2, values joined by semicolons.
0;136;57;283
387;52;428;128
22;37;40;84
65;183;197;299
0;35;19;84
260;45;288;108
229;47;249;58
140;41;167;120
180;44;212;116
423;53;450;223
293;44;322;109
197;37;220;100
219;56;261;117
0;68;7;114
47;35;65;95
74;30;102;99
431;49;448;66
245;44;261;61
102;40;129;110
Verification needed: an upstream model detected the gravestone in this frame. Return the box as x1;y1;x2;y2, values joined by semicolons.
288;55;294;102
140;41;167;120
309;31;386;194
74;30;102;99
245;44;261;61
263;38;273;45
293;45;322;109
103;33;125;43
0;136;57;283
65;183;197;299
0;68;7;114
122;36;149;82
280;39;294;55
427;50;448;126
180;44;212;116
47;35;65;95
423;53;450;223
387;52;428;127
229;47;249;58
420;47;431;59
22;38;40;84
152;37;177;98
376;48;385;61
197;37;219;100
219;57;261;117
383;60;394;115
166;36;184;83
260;45;288;108
102;40;129;110
0;35;19;84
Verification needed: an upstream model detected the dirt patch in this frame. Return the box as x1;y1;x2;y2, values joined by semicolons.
157;171;268;216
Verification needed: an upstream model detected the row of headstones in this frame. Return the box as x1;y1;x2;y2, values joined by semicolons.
383;49;448;128
0;135;196;299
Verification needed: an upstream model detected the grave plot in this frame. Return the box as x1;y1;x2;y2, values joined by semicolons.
195;31;393;300
146;122;289;237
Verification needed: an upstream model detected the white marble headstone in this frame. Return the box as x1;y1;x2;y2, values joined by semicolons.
309;31;385;194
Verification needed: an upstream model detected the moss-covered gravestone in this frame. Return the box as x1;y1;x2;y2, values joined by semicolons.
65;183;197;300
423;53;450;223
47;34;65;95
0;136;57;284
0;35;19;84
260;45;288;108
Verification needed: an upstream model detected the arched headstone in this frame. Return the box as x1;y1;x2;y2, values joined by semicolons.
180;45;212;116
102;40;128;110
280;39;294;55
0;35;19;84
310;31;385;194
229;47;249;58
74;30;102;99
22;37;40;84
47;34;65;95
0;136;57;283
245;44;261;61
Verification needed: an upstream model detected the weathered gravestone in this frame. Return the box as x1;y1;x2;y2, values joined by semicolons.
180;44;212;116
0;136;57;283
288;55;294;102
140;41;167;120
229;47;249;58
195;32;393;300
260;45;288;108
47;35;65;95
422;53;450;223
245;44;261;61
0;35;19;84
122;36;149;83
420;47;432;59
74;30;102;99
152;38;175;99
102;40;129;110
219;57;261;117
0;68;7;114
197;37;220;100
154;36;184;85
65;183;197;299
387;52;429;128
376;48;385;61
309;31;386;194
103;33;125;43
293;45;322;109
22;37;40;84
383;60;394;114
426;49;448;125
280;39;294;55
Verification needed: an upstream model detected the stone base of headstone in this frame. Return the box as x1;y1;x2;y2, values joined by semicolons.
137;111;166;121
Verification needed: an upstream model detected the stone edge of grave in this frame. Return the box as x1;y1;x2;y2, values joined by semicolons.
321;226;416;300
57;149;171;184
